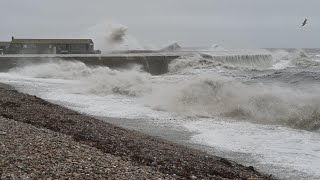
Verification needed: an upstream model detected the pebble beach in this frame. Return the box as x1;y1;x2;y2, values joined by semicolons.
0;84;274;179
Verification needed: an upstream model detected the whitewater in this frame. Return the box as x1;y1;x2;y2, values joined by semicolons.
0;48;320;179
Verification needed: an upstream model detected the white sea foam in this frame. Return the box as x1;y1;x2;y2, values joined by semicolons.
272;60;293;70
185;119;320;180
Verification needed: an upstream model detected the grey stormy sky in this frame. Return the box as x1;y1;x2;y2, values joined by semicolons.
0;0;319;48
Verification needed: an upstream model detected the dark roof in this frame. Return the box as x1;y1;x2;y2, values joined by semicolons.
0;41;10;46
11;39;93;44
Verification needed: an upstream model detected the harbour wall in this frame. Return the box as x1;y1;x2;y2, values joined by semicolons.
0;55;180;75
0;53;272;75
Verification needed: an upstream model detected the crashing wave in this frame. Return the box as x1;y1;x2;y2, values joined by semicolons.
143;73;320;131
271;49;320;69
9;60;151;96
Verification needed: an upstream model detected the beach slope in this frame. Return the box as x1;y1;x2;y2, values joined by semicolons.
0;85;274;179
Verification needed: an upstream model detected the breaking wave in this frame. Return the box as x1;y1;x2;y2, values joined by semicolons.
169;49;319;73
271;49;320;69
143;73;320;131
9;60;151;96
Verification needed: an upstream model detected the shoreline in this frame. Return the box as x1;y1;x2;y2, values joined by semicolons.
0;83;275;179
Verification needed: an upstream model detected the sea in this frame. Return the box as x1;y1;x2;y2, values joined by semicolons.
0;48;319;179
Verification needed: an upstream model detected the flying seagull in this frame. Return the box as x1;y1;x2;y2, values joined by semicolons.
302;18;307;27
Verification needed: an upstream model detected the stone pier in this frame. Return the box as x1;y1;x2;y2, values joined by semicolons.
0;54;180;75
0;52;272;75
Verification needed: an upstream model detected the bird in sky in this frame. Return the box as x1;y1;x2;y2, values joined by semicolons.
302;18;307;27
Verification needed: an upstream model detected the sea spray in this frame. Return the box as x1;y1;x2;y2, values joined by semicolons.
78;65;151;96
108;25;127;43
88;23;144;53
9;60;92;79
9;60;152;96
160;41;182;52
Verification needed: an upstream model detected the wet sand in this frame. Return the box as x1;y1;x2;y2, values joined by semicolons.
0;83;275;179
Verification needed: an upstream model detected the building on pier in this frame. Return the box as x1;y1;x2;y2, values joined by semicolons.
6;36;97;54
